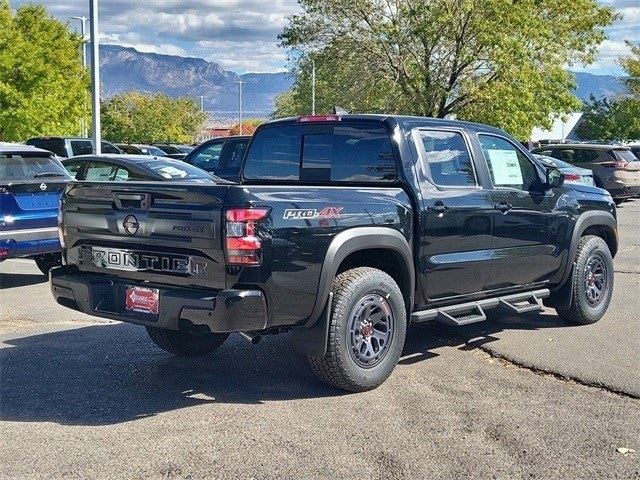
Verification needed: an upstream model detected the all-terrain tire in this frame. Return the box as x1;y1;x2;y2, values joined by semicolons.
556;235;614;325
308;267;407;392
34;252;62;276
145;326;229;356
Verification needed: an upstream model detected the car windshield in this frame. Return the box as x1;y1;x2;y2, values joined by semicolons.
157;145;181;154
141;159;214;180
144;147;168;156
0;154;69;181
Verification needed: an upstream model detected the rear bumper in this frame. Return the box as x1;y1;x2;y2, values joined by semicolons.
0;227;60;258
49;266;268;333
603;181;640;199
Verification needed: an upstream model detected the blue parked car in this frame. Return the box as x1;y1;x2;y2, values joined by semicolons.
0;143;70;274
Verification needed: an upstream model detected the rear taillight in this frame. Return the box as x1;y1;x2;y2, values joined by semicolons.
225;208;270;265
563;173;581;182
57;197;65;248
601;160;628;168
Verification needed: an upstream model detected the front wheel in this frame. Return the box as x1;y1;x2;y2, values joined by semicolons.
556;235;614;325
34;252;62;276
145;326;229;356
308;267;407;392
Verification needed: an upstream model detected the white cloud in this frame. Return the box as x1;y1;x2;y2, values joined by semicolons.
9;0;638;74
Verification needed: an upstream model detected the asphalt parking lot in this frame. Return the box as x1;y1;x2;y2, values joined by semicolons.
1;200;638;479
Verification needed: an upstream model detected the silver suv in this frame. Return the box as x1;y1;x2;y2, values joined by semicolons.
533;144;640;204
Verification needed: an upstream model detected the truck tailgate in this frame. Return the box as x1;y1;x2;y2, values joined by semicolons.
62;182;230;290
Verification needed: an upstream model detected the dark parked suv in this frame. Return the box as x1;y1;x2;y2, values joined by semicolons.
182;136;250;181
532;143;640;203
25;137;122;158
1;143;70;274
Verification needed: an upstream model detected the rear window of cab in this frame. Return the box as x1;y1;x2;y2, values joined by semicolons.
243;123;397;183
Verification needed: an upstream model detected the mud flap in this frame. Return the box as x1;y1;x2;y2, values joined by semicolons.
543;265;574;310
292;293;332;357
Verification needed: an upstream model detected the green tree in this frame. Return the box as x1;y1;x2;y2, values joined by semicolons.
277;0;617;139
576;43;640;141
0;2;89;141
101;91;206;144
229;118;265;135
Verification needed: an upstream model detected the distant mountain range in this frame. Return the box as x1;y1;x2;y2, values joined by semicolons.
99;44;293;119
98;44;626;120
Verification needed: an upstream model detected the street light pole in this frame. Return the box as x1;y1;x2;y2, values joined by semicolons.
70;16;88;67
89;0;101;154
199;95;204;112
71;15;88;137
235;80;244;135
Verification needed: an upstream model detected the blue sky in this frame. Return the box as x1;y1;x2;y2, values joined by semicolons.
9;0;640;75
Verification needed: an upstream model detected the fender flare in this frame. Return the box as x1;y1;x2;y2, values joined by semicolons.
293;227;414;357
545;210;617;310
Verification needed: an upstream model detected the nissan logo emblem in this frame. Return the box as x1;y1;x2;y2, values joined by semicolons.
39;183;47;191
123;214;140;236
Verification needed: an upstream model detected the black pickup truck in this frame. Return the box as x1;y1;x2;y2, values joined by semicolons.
51;115;618;392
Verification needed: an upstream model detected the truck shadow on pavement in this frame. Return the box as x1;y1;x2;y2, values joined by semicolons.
0;311;573;426
400;309;572;364
0;271;47;289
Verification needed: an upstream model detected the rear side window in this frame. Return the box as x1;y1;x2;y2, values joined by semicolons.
26;138;65;157
101;142;121;154
612;149;637;163
84;162;118;181
225;141;248;169
70;140;93;156
0;155;68;181
243;124;396;182
416;130;476;186
573;149;599;163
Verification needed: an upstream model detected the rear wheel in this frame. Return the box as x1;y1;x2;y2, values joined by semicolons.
145;326;229;356
556;235;614;325
34;252;62;276
308;267;407;392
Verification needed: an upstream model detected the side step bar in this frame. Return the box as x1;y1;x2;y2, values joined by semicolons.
411;289;550;327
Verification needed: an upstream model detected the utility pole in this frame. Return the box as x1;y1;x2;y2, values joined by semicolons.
199;95;204;113
89;0;101;154
71;15;88;137
235;80;244;135
311;57;316;115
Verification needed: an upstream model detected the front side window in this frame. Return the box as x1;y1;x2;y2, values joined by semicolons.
190;143;224;171
64;161;84;179
479;135;541;191
416;130;476;186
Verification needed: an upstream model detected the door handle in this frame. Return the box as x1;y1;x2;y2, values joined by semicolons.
493;202;512;213
428;202;450;215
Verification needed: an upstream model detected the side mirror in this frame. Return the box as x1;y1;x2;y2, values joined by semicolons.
546;168;564;189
